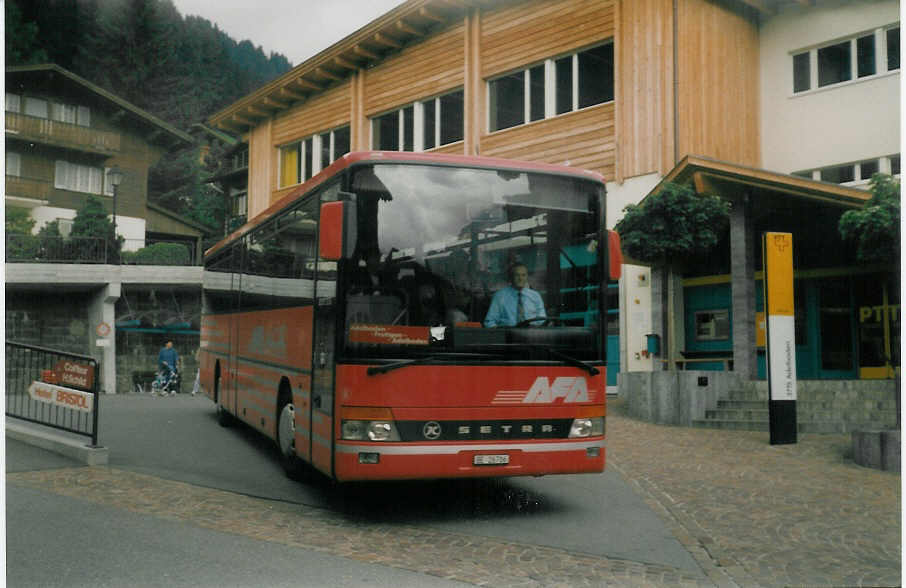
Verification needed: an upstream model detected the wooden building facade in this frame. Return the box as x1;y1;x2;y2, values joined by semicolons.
209;0;760;219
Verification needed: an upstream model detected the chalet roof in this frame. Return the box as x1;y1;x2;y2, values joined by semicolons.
208;0;474;133
7;64;193;148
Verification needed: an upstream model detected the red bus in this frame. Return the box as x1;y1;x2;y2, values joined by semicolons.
200;151;621;482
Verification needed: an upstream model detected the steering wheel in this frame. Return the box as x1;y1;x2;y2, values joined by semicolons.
514;316;565;328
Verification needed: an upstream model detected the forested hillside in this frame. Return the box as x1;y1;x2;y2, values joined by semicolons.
6;0;292;233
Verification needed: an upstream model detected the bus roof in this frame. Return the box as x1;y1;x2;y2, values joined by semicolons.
204;151;606;260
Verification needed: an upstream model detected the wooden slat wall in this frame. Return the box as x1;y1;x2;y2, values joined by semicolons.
247;120;273;217
675;0;760;167
272;82;351;146
481;0;615;77
482;104;615;179
617;0;675;180
363;22;465;116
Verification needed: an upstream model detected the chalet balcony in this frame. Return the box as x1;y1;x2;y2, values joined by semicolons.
6;111;121;155
5;175;52;201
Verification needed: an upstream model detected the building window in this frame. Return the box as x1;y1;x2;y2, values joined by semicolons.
24;97;48;118
488;72;525;131
6;93;21;113
818;40;852;87
793;26;900;93
796;155;900;184
488;41;614;133
820;163;855;183
279;126;350;188
7;152;22;177
887;27;900;70
371;89;464;151
55;160;103;194
792;52;810;92
695;310;730;341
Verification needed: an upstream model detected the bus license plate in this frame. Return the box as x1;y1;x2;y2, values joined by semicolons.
473;454;509;466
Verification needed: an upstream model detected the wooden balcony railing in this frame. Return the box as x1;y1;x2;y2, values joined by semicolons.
5;112;120;154
5;175;52;201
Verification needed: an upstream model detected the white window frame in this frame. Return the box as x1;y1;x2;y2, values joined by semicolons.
278;126;350;188
371;90;463;152
487;41;614;133
792;25;900;95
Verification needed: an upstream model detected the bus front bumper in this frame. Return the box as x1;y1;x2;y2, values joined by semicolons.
334;438;605;482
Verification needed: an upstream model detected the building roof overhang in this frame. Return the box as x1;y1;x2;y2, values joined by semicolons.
207;0;477;133
652;155;872;209
6;64;194;149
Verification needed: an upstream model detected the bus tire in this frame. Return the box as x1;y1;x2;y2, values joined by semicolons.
277;389;306;481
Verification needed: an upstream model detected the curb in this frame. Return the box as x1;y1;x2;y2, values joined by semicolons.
5;419;108;466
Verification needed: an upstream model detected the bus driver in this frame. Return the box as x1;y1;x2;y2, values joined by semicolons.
483;263;546;327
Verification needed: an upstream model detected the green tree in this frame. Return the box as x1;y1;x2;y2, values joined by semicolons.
71;196;120;261
5;206;36;234
5;0;48;65
838;174;900;265
615;182;731;366
5;206;38;260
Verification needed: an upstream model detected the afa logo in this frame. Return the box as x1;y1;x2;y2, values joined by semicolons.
492;377;591;404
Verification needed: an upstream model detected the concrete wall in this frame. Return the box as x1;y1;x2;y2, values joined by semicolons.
619;370;743;426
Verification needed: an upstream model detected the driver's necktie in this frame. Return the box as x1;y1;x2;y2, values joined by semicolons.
517;290;525;323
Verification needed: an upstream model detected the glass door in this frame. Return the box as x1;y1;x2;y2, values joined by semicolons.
817;277;857;379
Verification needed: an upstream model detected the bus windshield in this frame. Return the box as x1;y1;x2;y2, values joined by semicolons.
343;163;603;361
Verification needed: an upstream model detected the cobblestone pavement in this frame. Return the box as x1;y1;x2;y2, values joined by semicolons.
8;398;901;587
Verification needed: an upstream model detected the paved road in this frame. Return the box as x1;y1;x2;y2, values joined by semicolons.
96;394;698;571
7;476;474;588
7;394;900;586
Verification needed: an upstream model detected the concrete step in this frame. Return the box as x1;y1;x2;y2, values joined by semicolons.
726;388;896;399
691;418;889;434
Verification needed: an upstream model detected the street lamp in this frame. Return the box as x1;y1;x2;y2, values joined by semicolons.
107;166;124;263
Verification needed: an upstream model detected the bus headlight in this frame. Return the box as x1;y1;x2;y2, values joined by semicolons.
568;417;605;438
341;420;400;441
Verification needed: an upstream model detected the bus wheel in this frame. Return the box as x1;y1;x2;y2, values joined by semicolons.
277;397;306;481
216;404;234;427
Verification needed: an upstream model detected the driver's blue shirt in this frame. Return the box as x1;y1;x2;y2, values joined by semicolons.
483;286;545;327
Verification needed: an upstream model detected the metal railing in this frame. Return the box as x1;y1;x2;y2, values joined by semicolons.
5;341;101;446
6;235;201;266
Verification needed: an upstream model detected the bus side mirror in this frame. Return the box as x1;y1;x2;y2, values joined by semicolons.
319;200;357;261
607;230;622;281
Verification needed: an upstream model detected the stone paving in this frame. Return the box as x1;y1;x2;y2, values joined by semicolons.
7;397;901;587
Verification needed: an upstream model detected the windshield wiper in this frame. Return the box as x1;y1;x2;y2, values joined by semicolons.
532;345;600;376
462;344;599;376
366;353;497;376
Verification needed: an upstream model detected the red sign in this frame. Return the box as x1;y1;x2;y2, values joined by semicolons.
54;360;95;391
28;381;93;413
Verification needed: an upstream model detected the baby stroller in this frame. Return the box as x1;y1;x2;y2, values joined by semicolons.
151;362;180;396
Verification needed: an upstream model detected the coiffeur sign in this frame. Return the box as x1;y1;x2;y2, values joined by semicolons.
28;381;93;412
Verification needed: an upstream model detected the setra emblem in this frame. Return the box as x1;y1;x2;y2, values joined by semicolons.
422;421;442;440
